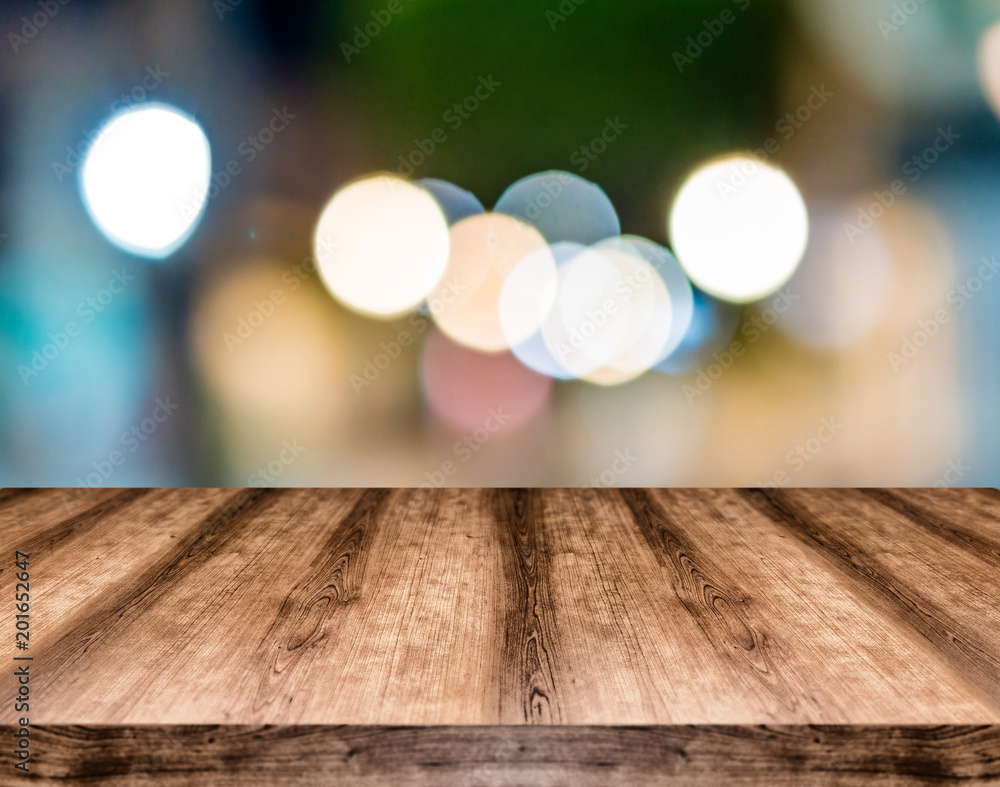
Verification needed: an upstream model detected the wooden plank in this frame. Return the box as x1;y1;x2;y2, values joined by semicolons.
7;725;999;786
750;488;1000;715
1;490;237;645
17;490;367;723
525;487;705;723
860;488;1000;569
0;489;278;722
247;488;501;724
635;488;998;723
0;488;136;565
2;488;999;732
237;488;389;722
300;487;500;724
490;488;562;723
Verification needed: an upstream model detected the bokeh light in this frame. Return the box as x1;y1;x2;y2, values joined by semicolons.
313;174;450;318
80;103;211;259
4;0;998;489
669;154;809;304
595;235;693;363
494;170;620;245
582;243;672;386
498;243;567;379
430;212;548;353
541;245;632;379
979;20;1000;120
656;288;741;376
417;178;485;225
421;329;552;433
190;258;350;477
795;0;1000;110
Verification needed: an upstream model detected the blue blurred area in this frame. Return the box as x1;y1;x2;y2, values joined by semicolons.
0;247;159;485
918;148;1000;487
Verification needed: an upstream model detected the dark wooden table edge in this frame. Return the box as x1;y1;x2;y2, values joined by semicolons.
3;724;999;784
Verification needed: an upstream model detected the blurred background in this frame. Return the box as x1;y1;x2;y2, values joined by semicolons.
1;0;999;488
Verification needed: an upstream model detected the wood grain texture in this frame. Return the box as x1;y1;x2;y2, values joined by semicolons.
5;724;999;786
642;489;999;722
245;489;390;720
747;488;1000;715
492;489;562;723
1;489;999;728
860;488;1000;570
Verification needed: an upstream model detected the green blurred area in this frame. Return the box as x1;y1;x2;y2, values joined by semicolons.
332;0;787;237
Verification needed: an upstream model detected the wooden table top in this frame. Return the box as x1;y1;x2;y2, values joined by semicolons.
2;487;999;727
